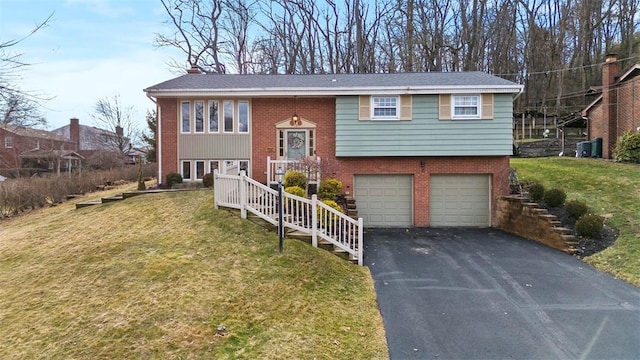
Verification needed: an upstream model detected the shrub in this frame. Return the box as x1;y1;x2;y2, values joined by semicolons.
613;130;640;163
575;214;604;238
317;199;344;227
202;173;214;188
543;188;566;208
283;170;307;189
284;185;306;198
166;172;183;188
317;178;342;200
527;182;545;201
565;200;589;219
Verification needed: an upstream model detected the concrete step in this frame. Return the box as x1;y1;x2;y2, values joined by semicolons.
561;234;577;242
523;202;540;208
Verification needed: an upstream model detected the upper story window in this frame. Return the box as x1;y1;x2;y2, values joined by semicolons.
452;95;481;119
238;101;249;133
371;96;399;120
181;101;190;133
194;101;204;133
181;99;250;134
208;100;219;133
4;136;13;148
223;100;234;133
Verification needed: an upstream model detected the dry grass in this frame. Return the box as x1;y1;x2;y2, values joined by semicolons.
0;186;388;359
511;157;640;286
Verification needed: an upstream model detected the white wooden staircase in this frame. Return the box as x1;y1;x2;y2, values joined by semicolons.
214;171;364;265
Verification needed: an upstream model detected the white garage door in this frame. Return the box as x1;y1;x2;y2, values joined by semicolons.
354;174;413;227
430;174;490;227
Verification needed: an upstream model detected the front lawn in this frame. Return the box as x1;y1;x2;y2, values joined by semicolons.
0;187;388;359
511;157;640;286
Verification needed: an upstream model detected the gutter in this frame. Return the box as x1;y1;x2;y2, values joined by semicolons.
145;93;162;186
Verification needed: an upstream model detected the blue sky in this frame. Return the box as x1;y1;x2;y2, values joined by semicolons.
0;0;183;130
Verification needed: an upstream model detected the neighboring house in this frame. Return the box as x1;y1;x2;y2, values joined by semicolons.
0;124;80;173
144;68;523;227
126;147;148;164
582;54;640;158
52;117;129;158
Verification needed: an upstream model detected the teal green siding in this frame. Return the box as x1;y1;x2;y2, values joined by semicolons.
335;94;514;156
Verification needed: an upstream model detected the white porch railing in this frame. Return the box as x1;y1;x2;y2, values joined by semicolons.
266;156;321;187
214;170;363;265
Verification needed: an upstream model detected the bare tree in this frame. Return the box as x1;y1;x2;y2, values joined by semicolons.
142;109;157;163
91;94;139;154
156;0;226;73
0;13;53;127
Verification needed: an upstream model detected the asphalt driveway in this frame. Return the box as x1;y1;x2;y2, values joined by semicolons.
365;228;640;360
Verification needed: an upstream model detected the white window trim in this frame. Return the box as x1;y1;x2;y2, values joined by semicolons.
238;100;250;133
223;100;234;133
208;100;219;133
451;94;481;120
209;160;220;174
371;96;400;120
4;136;13;148
180;101;191;133
195;160;206;180
194;100;205;133
181;160;192;180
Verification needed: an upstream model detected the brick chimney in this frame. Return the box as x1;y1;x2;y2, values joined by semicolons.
187;64;202;74
70;117;80;151
602;53;619;158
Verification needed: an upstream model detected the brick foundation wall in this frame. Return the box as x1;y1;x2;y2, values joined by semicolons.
332;156;510;227
158;98;178;185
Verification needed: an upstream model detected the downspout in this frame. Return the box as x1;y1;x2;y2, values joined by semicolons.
146;93;161;185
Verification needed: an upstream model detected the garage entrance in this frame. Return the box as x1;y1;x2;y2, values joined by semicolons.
430;174;490;227
354;174;413;227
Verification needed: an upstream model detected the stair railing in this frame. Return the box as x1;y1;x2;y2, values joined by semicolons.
214;170;363;265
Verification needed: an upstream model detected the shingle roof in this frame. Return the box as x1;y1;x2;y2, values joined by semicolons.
0;125;71;142
145;72;523;96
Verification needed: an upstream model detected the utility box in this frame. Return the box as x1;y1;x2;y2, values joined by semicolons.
577;141;592;158
591;138;603;158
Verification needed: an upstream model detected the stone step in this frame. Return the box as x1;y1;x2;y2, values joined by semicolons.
539;214;558;221
548;220;562;226
561;234;577;242
102;195;124;203
531;208;549;215
75;201;101;209
553;227;573;235
523;202;540;208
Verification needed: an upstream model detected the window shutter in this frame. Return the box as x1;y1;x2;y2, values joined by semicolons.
400;95;412;120
358;95;370;120
482;94;494;119
439;94;451;120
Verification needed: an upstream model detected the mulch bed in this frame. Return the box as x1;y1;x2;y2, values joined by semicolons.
540;202;619;258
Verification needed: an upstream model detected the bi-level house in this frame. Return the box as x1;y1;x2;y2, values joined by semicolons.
145;68;523;228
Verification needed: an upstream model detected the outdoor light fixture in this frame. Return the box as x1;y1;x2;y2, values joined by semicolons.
290;114;301;126
276;167;285;253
